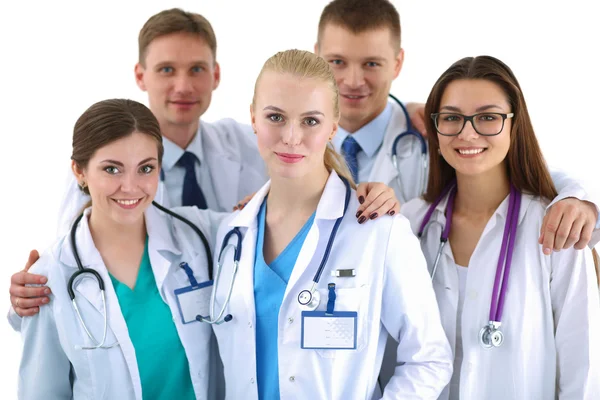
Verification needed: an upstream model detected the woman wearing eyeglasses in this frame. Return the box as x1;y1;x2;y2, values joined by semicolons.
400;56;600;399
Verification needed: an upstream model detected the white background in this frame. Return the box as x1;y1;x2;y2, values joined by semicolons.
0;0;598;397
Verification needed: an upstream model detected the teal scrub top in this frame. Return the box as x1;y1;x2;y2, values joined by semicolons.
253;199;316;399
109;237;195;400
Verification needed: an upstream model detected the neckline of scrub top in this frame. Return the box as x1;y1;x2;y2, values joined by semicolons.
109;237;154;304
256;198;316;283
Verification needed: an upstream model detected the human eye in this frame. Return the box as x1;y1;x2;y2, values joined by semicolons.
365;61;380;67
191;65;205;73
478;113;500;122
159;66;174;74
104;166;120;175
304;117;320;127
267;113;284;123
442;113;462;122
329;59;344;66
139;164;155;174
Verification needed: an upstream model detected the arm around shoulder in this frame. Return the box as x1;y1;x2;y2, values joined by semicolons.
380;215;452;399
19;274;72;399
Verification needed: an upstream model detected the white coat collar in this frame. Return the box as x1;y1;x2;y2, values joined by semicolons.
429;188;535;234
228;170;347;228
58;205;182;270
368;100;409;183
56;205;183;317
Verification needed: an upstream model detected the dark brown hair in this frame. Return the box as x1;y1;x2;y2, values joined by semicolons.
71;99;163;194
317;0;401;53
424;55;557;203
424;56;599;282
138;8;217;66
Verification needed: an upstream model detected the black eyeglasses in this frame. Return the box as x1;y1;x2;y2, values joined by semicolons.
431;112;514;136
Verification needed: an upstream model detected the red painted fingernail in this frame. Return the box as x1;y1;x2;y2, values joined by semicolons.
356;211;362;218
389;210;395;215
358;196;364;204
369;213;378;220
358;216;366;224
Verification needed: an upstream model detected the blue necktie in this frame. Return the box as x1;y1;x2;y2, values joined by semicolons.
341;135;361;183
177;151;208;209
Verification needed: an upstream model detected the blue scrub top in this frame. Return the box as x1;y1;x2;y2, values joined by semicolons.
253;199;316;399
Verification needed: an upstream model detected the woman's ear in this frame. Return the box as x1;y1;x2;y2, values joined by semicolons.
71;160;85;186
250;104;257;134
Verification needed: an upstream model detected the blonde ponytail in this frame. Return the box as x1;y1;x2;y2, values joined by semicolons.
324;143;356;189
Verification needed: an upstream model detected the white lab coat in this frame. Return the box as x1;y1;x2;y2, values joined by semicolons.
369;100;428;204
18;205;227;400
399;193;600;399
55;118;267;238
210;171;453;400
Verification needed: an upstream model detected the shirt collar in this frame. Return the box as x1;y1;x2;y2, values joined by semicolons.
161;124;204;172
332;102;393;158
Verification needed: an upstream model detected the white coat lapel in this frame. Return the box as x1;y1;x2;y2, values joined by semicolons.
59;210;143;399
369;101;406;186
59;209;105;314
225;180;272;321
201;121;242;212
145;205;183;298
284;172;347;298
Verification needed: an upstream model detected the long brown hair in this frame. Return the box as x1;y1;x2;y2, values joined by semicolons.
424;56;599;284
423;55;557;203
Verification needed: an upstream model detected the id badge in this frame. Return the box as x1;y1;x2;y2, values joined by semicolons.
300;310;357;350
174;280;213;324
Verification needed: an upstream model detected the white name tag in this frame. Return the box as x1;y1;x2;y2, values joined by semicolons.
301;311;357;349
174;281;213;324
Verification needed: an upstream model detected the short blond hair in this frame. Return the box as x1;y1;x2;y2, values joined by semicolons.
138;8;217;66
252;49;355;187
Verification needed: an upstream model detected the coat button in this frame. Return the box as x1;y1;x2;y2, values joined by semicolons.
289;376;295;382
250;378;255;383
288;317;294;324
248;321;253;328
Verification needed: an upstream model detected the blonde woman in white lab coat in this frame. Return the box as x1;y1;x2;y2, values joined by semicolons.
400;56;600;399
208;49;452;400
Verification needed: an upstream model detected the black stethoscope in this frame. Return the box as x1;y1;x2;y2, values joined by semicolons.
297;177;351;310
388;94;428;200
200;177;352;325
68;201;212;349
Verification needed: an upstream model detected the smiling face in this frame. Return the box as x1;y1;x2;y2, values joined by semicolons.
134;32;220;134
316;24;403;133
72;132;160;226
251;71;338;181
437;79;512;178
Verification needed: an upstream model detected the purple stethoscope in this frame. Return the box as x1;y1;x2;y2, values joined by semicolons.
418;182;521;348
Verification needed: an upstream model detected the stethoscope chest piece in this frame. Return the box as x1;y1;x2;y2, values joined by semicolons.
479;322;504;348
298;289;321;311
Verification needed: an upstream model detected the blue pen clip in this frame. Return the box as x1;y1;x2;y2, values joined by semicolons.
326;283;336;315
179;262;199;287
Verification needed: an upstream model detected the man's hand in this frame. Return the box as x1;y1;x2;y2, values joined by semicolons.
405;102;427;137
539;198;598;254
9;250;50;317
